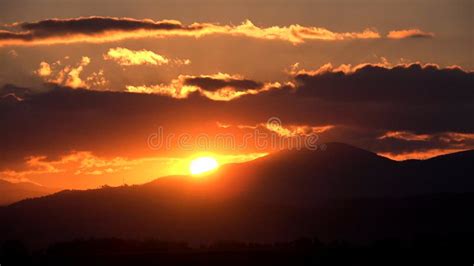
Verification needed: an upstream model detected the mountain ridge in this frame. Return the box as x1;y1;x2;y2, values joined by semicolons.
0;179;59;206
1;143;472;246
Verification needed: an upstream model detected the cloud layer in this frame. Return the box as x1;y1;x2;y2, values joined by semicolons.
126;73;289;101
1;63;473;172
0;17;433;46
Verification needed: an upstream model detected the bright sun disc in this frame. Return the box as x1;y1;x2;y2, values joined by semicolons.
189;157;219;175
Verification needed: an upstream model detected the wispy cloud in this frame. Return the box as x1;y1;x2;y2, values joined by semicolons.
387;29;434;39
104;47;190;66
0;150;267;188
378;148;466;161
378;131;431;141
126;73;291;101
35;57;107;89
0;17;382;46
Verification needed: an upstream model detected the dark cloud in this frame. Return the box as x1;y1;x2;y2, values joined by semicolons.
0;83;34;99
0;17;198;45
294;64;473;104
0;30;33;41
184;77;263;91
20;17;188;35
1;63;473;169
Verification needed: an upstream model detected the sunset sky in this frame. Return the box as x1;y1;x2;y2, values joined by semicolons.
0;0;473;189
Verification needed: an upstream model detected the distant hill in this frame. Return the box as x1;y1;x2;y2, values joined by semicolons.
0;179;58;206
0;143;473;246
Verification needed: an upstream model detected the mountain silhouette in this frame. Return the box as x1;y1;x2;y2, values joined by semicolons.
146;142;473;201
0;143;473;247
0;180;58;206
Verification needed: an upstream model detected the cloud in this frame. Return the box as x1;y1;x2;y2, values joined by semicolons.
439;132;474;143
363;128;474;161
387;29;434;39
377;130;474;147
103;47;191;66
0;150;153;187
104;47;169;66
124;60;471;109
35;62;52;77
219;120;334;138
184;75;263;91
7;49;18;57
293;63;473;105
0;153;70;179
0;150;267;188
378;131;431;141
35;57;108;89
378;148;467;160
0;177;41;185
287;57;393;76
86;70;108;88
126;73;291;101
0;150;170;179
0;84;34;102
0;17;187;45
1;62;473;172
214;20;381;43
0;17;384;46
51;56;90;88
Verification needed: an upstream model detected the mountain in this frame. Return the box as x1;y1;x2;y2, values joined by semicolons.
0;143;473;247
144;142;473;201
0;179;58;206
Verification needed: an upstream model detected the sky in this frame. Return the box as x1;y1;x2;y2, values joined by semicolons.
0;0;473;189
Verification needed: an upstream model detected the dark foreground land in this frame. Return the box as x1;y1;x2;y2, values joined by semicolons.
1;235;472;266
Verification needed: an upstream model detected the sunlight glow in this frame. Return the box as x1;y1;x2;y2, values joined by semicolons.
189;157;219;175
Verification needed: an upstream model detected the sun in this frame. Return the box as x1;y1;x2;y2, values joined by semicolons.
189;157;219;175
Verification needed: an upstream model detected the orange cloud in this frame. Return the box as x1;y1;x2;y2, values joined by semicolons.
379;148;467;161
217;120;334;138
0;151;172;188
439;132;474;143
126;73;292;101
378;131;431;141
121;61;470;102
103;47;191;66
0;151;267;189
288;58;456;76
64;56;91;88
35;57;108;89
216;20;380;44
35;61;52;77
1;155;63;177
264;122;334;137
0;17;382;46
376;131;474;160
387;29;434;39
0;177;41;186
288;57;394;76
378;131;474;144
